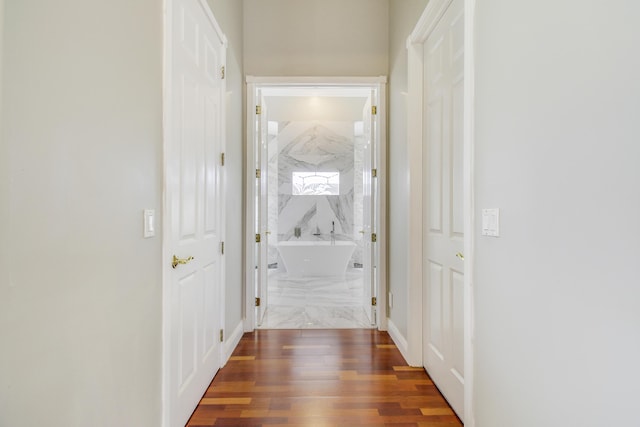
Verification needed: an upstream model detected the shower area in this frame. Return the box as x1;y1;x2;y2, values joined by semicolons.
247;80;384;329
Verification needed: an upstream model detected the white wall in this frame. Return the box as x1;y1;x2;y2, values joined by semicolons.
0;0;6;341
387;0;429;339
474;1;640;425
243;0;389;76
0;1;163;425
207;0;245;345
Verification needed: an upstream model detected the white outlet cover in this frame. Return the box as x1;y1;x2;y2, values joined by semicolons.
481;208;500;237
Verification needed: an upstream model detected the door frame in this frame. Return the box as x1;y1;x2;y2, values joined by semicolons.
406;0;475;425
244;76;388;332
161;0;227;425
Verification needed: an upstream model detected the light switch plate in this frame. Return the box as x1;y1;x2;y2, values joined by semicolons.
481;208;500;237
144;209;155;238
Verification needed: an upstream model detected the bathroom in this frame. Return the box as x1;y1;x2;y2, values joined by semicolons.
255;86;377;328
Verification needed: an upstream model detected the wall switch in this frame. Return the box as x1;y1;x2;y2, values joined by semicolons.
388;292;393;308
144;209;155;238
481;208;500;237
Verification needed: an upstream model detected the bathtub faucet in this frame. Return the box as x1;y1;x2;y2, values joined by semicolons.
330;221;335;244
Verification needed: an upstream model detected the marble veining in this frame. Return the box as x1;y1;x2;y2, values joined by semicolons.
272;120;364;267
265;119;369;268
260;269;373;329
267;126;280;265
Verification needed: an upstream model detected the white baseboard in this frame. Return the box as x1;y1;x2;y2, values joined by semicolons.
221;320;244;366
387;318;417;367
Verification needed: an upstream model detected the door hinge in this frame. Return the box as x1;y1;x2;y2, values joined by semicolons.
371;233;377;243
371;297;377;306
219;329;224;342
221;241;225;255
255;297;261;307
255;233;261;243
372;105;377;115
221;66;225;80
256;105;262;115
372;168;377;178
220;152;225;166
256;168;261;178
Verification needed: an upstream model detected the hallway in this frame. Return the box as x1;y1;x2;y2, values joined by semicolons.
187;329;461;426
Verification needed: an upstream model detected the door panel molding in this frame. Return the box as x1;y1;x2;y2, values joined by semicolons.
407;0;475;425
162;0;227;425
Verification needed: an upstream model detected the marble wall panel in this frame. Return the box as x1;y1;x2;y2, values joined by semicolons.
268;120;365;266
353;131;365;266
267;126;280;265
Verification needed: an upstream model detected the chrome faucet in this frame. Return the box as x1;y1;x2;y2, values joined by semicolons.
330;221;335;244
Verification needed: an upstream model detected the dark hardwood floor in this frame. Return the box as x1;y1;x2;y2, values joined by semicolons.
187;329;462;426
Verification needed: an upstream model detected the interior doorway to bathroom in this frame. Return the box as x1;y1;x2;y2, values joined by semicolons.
245;77;387;331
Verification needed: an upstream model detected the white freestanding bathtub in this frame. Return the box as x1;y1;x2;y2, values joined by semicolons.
277;240;356;277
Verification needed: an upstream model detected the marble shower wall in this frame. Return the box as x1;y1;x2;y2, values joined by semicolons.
267;122;280;267
267;120;365;267
353;128;365;266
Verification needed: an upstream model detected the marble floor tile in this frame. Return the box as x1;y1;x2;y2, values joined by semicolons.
259;269;374;329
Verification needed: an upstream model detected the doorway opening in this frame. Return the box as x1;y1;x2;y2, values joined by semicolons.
245;77;387;331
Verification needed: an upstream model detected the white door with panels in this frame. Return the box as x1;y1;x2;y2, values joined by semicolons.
165;0;226;425
362;91;376;325
422;0;465;420
256;92;269;326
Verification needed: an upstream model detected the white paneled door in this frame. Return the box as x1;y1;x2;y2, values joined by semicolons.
165;0;226;425
256;91;269;326
422;0;465;420
362;91;376;325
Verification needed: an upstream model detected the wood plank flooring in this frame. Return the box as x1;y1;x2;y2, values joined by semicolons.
187;329;462;427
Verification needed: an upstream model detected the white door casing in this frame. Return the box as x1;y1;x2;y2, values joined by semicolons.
163;0;226;425
362;91;376;325
244;77;388;331
256;91;269;326
422;0;465;419
407;0;475;423
406;0;468;421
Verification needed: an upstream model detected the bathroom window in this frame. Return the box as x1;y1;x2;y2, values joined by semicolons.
292;172;339;196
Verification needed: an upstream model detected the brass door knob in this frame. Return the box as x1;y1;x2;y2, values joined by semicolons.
172;255;194;269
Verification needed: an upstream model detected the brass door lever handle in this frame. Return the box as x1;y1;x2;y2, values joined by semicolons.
455;252;465;261
172;255;194;269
